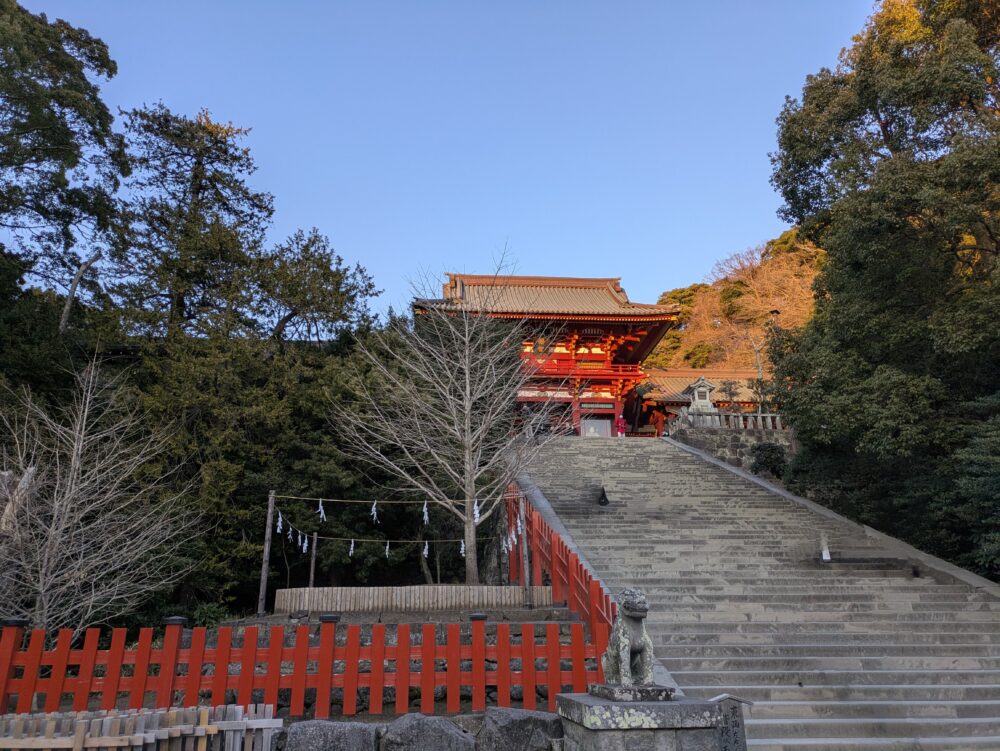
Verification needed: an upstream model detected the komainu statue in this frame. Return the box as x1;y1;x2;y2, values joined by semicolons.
601;587;655;686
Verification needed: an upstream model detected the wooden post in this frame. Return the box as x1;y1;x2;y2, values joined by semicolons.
257;490;276;616
309;532;318;588
519;494;532;608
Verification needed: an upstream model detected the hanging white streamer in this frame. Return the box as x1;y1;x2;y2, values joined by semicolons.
371;501;379;524
473;500;480;524
423;541;429;559
276;511;283;534
422;500;429;526
349;539;355;558
298;532;304;550
384;540;390;558
287;526;293;542
303;536;309;554
317;500;326;522
516;515;523;535
460;539;466;558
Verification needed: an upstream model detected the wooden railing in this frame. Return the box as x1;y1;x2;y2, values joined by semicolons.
505;486;616;642
668;408;786;433
0;487;611;719
0;618;602;718
528;360;644;379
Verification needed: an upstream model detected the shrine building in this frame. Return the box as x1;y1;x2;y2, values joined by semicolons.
418;274;680;436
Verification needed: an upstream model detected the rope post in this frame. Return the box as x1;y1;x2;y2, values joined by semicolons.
257;490;276;617
309;531;318;588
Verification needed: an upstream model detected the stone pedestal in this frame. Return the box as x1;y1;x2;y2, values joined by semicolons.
556;688;747;751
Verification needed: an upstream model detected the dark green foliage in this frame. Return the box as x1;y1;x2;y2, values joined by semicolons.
0;5;419;623
750;442;787;479
682;342;714;368
718;281;748;321
0;0;128;288
769;0;1000;578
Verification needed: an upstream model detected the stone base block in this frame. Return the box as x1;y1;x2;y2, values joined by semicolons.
556;693;746;751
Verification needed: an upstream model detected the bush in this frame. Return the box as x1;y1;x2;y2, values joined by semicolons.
751;442;787;479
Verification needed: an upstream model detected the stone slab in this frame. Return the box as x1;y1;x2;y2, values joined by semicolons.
557;694;723;731
589;684;676;703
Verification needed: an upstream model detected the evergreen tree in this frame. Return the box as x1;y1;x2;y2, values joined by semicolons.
0;0;128;321
769;0;1000;576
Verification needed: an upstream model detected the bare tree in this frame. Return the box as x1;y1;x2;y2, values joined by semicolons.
0;365;199;634
332;276;563;584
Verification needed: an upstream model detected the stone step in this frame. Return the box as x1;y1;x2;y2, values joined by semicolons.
639;585;974;594
527;437;1000;750
657;633;1000;645
655;644;1000;658
747;701;1000;719
643;601;995;613
646;593;988;603
659;656;1000;671
745;717;1000;739
680;685;1000;702
646;611;1000;623
746;735;1000;750
672;669;1000;686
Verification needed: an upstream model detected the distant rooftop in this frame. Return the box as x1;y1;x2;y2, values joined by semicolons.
418;274;680;320
645;368;761;404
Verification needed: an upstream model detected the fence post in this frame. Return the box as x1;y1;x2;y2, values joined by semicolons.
158;616;186;708
518;493;532;607
531;512;543;587
588;580;604;637
257;490;276;616
470;613;487;712
550;532;564;605
0;618;27;712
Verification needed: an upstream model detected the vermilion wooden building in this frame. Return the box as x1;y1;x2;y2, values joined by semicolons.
427;274;679;435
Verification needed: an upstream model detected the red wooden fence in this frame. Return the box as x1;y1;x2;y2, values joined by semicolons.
0;482;613;718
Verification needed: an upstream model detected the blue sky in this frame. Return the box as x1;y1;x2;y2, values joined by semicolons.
25;1;872;311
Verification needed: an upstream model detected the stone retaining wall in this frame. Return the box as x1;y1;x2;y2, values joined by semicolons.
278;708;565;751
671;426;796;471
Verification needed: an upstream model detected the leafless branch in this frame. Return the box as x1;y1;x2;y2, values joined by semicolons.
0;364;200;635
331;271;565;583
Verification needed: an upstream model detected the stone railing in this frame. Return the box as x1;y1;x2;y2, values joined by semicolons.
667;407;786;433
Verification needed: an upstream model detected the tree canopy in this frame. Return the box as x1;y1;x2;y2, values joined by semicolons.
768;0;1000;578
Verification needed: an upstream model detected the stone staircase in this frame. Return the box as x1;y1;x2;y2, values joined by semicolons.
524;437;1000;751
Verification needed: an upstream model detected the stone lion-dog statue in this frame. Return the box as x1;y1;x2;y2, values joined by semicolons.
601;587;655;686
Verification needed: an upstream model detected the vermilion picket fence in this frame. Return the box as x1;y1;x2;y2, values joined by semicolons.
0;482;613;718
0;618;605;717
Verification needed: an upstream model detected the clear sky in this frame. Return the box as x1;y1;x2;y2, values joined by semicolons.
25;1;872;311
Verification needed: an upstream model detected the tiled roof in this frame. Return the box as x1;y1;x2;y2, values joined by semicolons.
644;368;761;404
421;274;679;318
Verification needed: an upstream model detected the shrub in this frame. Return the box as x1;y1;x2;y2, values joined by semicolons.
751;442;787;479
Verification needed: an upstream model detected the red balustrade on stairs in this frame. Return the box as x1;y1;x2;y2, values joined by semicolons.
504;484;616;644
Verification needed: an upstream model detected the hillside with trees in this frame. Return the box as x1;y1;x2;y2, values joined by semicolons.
768;0;1000;579
646;228;822;373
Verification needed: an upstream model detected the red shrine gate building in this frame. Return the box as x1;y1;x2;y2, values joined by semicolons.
431;274;679;435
